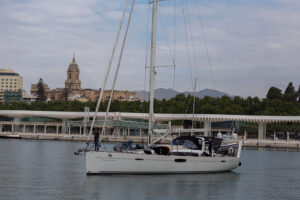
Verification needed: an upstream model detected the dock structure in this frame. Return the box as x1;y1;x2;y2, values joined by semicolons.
0;110;299;145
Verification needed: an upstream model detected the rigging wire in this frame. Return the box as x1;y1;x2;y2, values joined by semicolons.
100;0;136;141
87;0;129;142
194;0;217;93
180;0;195;91
157;14;176;89
179;0;196;126
184;0;201;90
192;78;197;132
158;14;175;66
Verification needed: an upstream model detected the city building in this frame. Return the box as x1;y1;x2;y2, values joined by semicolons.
0;69;23;102
22;91;37;104
4;91;22;103
31;55;136;102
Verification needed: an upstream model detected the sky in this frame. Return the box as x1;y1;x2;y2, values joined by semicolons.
0;0;300;98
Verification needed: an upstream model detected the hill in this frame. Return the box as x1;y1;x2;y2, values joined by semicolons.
135;88;230;100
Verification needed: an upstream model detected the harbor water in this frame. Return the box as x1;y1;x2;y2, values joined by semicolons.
0;139;299;200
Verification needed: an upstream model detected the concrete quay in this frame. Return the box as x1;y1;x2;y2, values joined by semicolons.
0;133;171;144
243;139;300;149
1;133;300;149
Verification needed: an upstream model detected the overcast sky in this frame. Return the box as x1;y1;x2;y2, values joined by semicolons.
0;0;299;97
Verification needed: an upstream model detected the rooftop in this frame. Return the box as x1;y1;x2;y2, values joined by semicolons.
0;69;19;76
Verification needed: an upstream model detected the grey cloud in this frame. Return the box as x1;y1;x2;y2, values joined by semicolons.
0;0;300;98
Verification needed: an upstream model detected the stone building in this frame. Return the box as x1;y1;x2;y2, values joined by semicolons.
65;55;81;95
31;55;136;102
30;83;50;97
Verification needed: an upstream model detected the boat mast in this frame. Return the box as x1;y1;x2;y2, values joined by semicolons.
148;0;158;146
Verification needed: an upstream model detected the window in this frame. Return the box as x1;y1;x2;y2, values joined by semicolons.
183;140;198;149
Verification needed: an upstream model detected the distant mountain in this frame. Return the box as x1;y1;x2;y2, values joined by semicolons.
135;88;230;101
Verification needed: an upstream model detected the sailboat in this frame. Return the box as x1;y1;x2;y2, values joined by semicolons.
84;0;242;174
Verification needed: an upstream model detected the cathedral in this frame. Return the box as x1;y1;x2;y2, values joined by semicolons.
65;55;82;96
31;55;136;102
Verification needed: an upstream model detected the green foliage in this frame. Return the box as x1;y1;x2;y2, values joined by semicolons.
1;93;300;117
298;85;300;103
283;82;298;102
266;87;282;100
36;78;47;102
1;81;300;119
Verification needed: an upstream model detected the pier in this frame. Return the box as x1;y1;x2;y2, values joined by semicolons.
0;110;299;148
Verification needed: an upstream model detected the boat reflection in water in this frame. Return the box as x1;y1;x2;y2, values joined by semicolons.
85;172;241;199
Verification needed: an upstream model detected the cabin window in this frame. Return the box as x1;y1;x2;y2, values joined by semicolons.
183;140;198;149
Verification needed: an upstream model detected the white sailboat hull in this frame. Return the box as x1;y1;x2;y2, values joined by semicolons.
85;151;241;174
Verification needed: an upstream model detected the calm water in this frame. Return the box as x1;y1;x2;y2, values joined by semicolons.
0;139;299;200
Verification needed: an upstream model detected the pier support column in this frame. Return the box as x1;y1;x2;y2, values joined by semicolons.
114;126;120;137
128;128;130;136
139;129;142;137
258;122;266;140
243;130;247;142
61;119;67;134
44;126;47;134
68;127;71;135
0;124;2;133
204;121;211;137
56;126;59;134
168;121;172;138
33;125;36;134
287;131;290;141
274;131;276;142
23;125;25;133
79;126;82;136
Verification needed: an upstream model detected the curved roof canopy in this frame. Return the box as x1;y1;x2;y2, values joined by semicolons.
0;110;300;123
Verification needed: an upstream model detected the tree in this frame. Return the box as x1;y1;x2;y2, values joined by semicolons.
36;78;47;102
266;87;282;100
297;85;300;103
283;82;298;102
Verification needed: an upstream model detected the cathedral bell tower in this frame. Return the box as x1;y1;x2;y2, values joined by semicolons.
65;54;82;95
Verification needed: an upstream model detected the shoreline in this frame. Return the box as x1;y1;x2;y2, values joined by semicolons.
242;139;300;149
